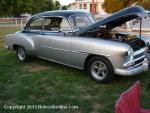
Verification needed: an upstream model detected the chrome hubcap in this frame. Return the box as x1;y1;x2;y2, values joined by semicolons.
18;48;25;61
91;61;108;80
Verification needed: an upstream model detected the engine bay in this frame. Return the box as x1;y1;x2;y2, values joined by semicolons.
81;27;146;51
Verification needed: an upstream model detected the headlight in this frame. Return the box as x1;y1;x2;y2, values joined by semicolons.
124;47;134;68
127;46;133;56
125;46;134;60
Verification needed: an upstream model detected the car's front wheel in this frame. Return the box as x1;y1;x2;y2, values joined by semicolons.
87;56;115;83
16;46;29;62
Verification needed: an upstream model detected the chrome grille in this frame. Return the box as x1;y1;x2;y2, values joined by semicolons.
133;52;145;59
133;52;145;66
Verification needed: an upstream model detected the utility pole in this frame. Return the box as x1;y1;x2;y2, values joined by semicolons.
91;0;95;15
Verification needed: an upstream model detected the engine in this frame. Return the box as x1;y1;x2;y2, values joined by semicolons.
112;33;146;51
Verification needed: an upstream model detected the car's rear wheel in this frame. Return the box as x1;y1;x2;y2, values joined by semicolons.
87;56;115;83
16;46;29;62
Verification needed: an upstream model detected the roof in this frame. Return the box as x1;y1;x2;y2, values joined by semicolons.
31;10;89;19
77;6;147;35
24;10;90;29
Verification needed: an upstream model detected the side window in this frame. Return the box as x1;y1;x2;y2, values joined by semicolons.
43;17;71;32
60;19;71;31
44;18;51;30
28;18;43;30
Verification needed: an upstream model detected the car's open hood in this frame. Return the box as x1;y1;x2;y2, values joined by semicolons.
77;6;148;35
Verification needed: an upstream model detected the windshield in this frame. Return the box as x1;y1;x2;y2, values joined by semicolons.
69;14;95;31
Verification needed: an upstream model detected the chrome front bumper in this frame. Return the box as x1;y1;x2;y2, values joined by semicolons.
115;58;149;76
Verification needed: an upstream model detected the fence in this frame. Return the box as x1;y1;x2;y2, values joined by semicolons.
0;17;150;36
0;17;29;28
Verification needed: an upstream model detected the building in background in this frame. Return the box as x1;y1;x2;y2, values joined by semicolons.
68;0;105;15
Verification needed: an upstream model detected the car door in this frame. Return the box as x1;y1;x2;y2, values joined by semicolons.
35;17;73;65
22;17;43;52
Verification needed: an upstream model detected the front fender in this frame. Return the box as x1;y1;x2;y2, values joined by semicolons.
72;37;130;69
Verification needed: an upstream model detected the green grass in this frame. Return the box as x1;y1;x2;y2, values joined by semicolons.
0;28;150;113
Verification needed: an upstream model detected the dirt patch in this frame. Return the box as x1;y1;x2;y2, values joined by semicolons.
92;102;103;113
24;64;50;73
0;26;19;30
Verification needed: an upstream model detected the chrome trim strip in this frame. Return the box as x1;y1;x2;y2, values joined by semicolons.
42;45;110;57
132;55;145;62
72;50;89;55
42;46;70;52
42;45;88;55
128;62;143;70
72;50;111;57
133;47;148;56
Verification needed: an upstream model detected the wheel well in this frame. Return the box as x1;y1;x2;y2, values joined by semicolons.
84;54;113;71
13;45;22;50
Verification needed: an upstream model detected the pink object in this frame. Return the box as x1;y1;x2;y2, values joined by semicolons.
115;81;150;113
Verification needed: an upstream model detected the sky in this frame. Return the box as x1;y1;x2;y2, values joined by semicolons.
57;0;75;5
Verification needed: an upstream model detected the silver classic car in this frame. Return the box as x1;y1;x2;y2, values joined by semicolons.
5;6;150;83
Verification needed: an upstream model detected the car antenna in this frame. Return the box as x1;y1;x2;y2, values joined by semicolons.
129;2;138;7
139;18;142;39
139;17;142;48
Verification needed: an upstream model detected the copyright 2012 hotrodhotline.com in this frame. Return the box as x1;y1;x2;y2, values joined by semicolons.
3;104;79;110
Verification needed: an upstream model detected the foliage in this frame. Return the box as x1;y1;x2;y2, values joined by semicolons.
102;0;125;13
103;0;150;13
61;5;68;10
141;0;150;10
0;0;61;17
53;0;61;10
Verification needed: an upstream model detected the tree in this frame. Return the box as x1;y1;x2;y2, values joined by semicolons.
46;0;55;11
14;0;32;16
0;0;26;16
31;0;51;13
102;0;124;13
53;0;61;10
0;0;61;17
141;0;150;10
103;0;149;13
61;5;68;10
